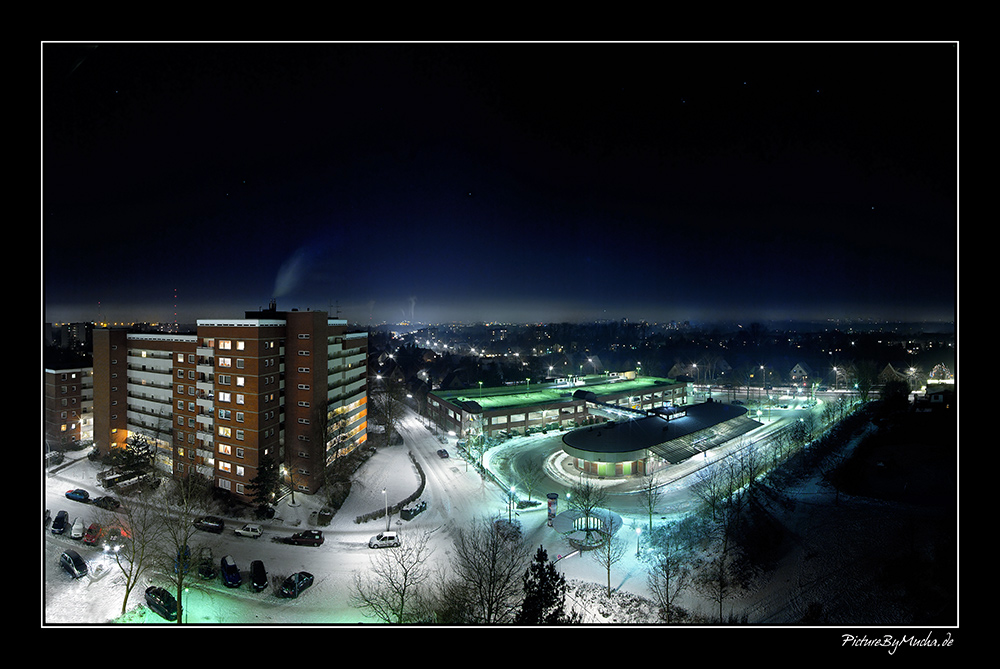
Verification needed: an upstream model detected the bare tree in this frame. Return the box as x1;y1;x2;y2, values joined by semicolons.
350;530;435;623
567;477;607;544
591;515;627;597
689;459;727;521
449;515;532;624
370;375;408;447
639;466;665;531
157;472;213;623
101;491;163;616
646;523;690;623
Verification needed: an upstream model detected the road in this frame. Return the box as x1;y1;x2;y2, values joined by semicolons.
43;396;841;623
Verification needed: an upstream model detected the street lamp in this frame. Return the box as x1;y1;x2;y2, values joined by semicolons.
382;488;389;531
635;526;642;556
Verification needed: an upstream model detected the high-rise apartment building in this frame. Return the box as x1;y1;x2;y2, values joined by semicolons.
44;367;94;451
91;304;368;503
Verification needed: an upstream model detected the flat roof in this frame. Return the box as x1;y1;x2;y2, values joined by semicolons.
434;375;684;412
561;400;750;456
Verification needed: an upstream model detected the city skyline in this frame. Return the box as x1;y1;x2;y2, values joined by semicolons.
42;42;958;327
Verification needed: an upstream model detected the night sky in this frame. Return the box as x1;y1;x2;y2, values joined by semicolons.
42;42;958;327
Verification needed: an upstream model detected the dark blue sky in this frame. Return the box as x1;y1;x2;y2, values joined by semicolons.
42;42;958;327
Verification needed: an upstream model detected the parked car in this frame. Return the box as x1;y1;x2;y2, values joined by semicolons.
279;571;314;598
51;510;69;535
288;530;324;546
249;560;268;592
59;549;88;579
437;449;449;458
82;523;102;545
197;546;216;580
70;517;85;539
193;516;225;533
175;545;192;575
65;489;90;503
93;496;121;510
220;555;242;588
145;586;178;621
234;523;263;539
368;531;400;549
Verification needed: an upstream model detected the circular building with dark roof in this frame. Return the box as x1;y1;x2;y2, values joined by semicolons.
561;398;761;477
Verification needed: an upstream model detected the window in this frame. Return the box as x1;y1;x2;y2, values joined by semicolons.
219;357;232;368
219;391;231;403
219;426;232;438
236;377;245;387
219;444;232;456
219;340;232;350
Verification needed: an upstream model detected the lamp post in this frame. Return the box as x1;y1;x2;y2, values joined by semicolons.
635;526;642;556
382;488;389;531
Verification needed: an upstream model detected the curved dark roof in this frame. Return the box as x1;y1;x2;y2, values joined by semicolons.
561;400;751;460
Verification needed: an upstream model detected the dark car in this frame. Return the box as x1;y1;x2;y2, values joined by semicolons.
145;586;178;621
249;560;268;592
65;489;90;503
288;530;324;546
175;545;192;575
93;496;121;510
193;516;225;533
220;555;242;588
59;549;88;579
437;449;449;458
196;546;216;579
51;510;69;535
279;571;314;598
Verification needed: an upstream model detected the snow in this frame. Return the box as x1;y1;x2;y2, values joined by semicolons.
43;406;953;627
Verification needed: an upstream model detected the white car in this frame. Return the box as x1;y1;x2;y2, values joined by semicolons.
234;523;263;539
70;517;85;539
368;531;400;549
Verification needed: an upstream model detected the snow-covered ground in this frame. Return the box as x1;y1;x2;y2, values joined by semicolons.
43;406;954;626
44;412;668;625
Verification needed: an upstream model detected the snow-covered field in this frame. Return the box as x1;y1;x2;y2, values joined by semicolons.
43;409;956;627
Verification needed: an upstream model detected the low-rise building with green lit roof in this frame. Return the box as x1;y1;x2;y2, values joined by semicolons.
427;372;690;441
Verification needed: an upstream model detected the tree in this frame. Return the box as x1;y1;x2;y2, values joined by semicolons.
567;477;607;545
646;523;690;623
515;545;578;624
639;466;665;532
449;515;532;623
591;515;627;597
350;530;434;623
101;490;163;616
371;375;408;447
112;433;155;472
158;471;212;623
246;452;281;510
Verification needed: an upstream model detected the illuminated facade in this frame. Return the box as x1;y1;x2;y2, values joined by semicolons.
561;399;760;477
44;367;94;451
427;373;690;441
92;305;367;502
